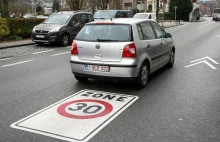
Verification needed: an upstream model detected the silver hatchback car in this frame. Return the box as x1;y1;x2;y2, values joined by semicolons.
70;18;175;88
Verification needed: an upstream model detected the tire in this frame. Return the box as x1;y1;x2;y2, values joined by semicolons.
75;75;88;82
136;62;149;89
36;42;44;46
61;34;70;46
167;50;175;68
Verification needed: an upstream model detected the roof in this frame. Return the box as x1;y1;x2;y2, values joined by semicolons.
135;13;156;15
89;18;155;25
54;11;92;15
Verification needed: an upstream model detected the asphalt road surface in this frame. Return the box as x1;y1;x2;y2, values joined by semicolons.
1;17;220;142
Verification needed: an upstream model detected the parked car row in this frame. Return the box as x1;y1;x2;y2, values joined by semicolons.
31;10;156;46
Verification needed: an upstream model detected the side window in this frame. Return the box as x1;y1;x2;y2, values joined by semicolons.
87;14;94;22
71;15;79;24
137;24;144;40
115;11;121;18
151;22;166;38
80;14;88;24
149;14;152;19
139;22;156;40
121;12;127;18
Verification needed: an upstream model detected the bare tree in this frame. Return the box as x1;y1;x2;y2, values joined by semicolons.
66;0;85;10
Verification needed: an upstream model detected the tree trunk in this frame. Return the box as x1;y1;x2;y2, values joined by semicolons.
156;0;159;22
3;0;9;18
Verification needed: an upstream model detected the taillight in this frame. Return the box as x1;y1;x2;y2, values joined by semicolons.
122;43;136;58
71;42;78;55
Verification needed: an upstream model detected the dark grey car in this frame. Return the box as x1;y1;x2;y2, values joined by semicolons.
31;11;94;46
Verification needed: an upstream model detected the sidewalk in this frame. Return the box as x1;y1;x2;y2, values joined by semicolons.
159;22;183;28
0;39;35;49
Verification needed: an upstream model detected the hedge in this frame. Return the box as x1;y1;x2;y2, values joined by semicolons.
7;18;45;37
0;18;10;38
0;18;45;40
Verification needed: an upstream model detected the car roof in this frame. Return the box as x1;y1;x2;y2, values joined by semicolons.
96;10;132;12
55;11;92;15
88;18;155;25
135;13;156;15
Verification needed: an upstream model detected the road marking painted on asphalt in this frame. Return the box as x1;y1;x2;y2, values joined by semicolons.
52;52;70;56
215;35;220;38
0;57;12;61
32;49;55;55
1;60;33;67
11;89;138;142
185;60;217;70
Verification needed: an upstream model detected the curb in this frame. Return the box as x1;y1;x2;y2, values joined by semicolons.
0;42;36;50
163;23;184;29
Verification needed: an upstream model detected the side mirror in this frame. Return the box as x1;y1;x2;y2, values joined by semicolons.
166;33;172;38
71;21;76;26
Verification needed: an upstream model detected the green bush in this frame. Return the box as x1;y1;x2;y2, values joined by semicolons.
0;18;10;38
7;18;45;38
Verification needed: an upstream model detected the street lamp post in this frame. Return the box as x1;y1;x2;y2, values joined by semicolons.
174;6;177;23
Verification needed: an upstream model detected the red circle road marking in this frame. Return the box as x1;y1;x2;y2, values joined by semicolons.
57;99;113;119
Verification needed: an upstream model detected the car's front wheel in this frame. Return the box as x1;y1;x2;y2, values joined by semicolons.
136;62;149;88
74;75;88;82
61;34;70;46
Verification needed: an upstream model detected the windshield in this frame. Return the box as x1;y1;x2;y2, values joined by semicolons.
94;11;116;19
133;14;149;19
43;14;71;24
75;24;131;42
214;9;220;13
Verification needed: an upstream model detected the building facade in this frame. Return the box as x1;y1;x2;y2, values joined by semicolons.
122;0;169;13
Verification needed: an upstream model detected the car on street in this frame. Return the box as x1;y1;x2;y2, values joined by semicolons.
93;10;133;20
70;18;175;88
213;8;220;21
133;13;156;21
31;11;94;46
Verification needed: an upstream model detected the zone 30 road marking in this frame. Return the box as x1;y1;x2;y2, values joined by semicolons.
11;89;138;142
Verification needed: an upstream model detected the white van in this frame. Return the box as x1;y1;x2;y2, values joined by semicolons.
133;13;156;21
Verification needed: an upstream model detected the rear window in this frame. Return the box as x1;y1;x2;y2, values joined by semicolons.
214;9;220;13
75;24;132;42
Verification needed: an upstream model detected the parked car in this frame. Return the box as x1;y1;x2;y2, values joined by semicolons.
93;10;133;20
70;18;175;88
31;11;94;46
133;13;156;21
37;15;48;19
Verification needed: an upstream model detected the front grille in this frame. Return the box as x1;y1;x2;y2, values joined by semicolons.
35;30;49;34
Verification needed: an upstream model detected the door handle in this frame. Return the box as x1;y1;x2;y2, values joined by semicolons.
147;44;151;49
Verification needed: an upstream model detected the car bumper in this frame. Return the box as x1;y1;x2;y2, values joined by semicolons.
31;32;61;43
70;60;139;80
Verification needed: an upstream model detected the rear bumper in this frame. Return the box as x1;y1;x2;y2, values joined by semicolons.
70;61;139;80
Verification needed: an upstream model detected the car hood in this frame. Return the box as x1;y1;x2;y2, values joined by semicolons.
35;24;63;31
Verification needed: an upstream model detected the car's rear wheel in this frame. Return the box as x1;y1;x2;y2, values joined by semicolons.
61;34;70;46
74;75;88;82
136;62;149;88
167;50;175;68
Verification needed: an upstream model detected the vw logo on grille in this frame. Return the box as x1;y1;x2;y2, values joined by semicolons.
96;44;101;49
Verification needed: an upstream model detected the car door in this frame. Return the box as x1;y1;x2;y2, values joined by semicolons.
137;22;161;72
69;14;81;40
150;22;171;66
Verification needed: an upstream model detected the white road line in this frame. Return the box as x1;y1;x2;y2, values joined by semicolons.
1;60;33;68
0;57;12;61
32;49;55;55
52;52;70;56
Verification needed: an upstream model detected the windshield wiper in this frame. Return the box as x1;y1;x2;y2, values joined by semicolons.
97;38;119;42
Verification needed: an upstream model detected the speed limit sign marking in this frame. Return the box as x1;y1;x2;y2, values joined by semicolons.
11;89;138;142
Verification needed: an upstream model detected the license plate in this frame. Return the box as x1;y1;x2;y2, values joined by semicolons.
85;65;109;72
36;35;45;38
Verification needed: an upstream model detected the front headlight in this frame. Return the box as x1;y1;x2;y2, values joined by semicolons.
50;27;61;32
32;26;36;32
